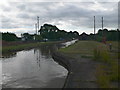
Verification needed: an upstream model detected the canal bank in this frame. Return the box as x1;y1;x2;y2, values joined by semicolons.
2;44;68;88
52;43;98;88
2;41;66;55
52;51;98;88
2;39;98;88
52;41;119;88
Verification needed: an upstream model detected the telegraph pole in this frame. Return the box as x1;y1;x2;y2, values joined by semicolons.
37;16;39;34
101;16;106;44
35;23;37;35
102;17;103;30
94;16;96;35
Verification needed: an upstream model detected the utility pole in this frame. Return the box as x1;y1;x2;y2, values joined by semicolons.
35;23;37;35
94;16;96;35
37;16;39;34
101;16;104;37
101;16;106;44
102;17;103;30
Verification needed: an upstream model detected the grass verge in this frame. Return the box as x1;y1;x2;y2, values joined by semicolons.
59;41;108;59
59;40;119;88
91;41;119;88
1;41;61;54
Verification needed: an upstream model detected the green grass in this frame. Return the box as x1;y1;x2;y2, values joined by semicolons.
96;61;119;88
93;48;111;63
93;42;119;88
2;41;61;54
96;64;111;88
2;43;40;53
59;40;119;88
59;41;108;58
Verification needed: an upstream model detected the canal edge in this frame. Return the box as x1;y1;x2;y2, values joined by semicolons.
51;50;72;89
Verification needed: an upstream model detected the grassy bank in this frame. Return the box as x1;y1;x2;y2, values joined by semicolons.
59;40;119;88
2;42;40;54
1;41;62;54
93;42;119;88
59;41;108;58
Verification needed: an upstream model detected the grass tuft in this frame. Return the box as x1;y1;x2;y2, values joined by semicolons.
96;65;110;88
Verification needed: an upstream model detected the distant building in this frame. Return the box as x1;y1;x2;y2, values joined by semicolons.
79;32;90;40
21;33;35;41
21;37;26;41
33;36;36;40
43;38;48;42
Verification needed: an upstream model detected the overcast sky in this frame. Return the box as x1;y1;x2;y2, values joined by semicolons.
0;0;119;37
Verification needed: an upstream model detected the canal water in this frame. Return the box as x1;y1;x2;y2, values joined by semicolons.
1;40;77;88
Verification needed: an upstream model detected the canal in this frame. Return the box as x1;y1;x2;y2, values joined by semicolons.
1;40;77;88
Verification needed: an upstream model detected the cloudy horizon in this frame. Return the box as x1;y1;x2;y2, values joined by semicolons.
0;0;119;37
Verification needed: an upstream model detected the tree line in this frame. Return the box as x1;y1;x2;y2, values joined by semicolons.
79;28;120;41
2;32;20;41
1;24;120;42
38;24;79;41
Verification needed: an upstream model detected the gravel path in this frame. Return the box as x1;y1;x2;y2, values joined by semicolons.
64;57;98;88
52;52;99;88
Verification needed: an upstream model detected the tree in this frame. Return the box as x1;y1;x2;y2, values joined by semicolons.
22;33;34;41
38;24;79;41
2;32;19;41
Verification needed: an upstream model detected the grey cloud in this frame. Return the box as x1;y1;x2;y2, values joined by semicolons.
17;13;31;19
1;2;118;34
17;4;26;11
2;7;11;11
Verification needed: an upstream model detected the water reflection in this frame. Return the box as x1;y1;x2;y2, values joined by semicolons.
2;40;77;88
34;49;41;68
2;45;51;59
39;45;52;57
2;45;68;88
2;40;77;59
2;52;17;59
